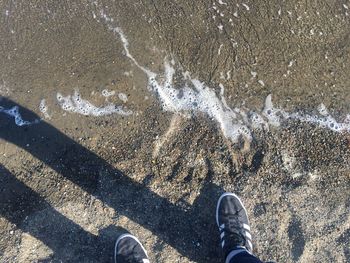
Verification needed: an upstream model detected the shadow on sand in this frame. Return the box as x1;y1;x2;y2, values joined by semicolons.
0;98;224;262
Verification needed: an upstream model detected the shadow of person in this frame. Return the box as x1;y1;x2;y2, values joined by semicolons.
100;167;224;262
0;98;224;262
0;164;102;261
98;225;131;262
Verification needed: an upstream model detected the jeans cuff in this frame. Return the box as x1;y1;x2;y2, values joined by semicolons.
225;247;250;263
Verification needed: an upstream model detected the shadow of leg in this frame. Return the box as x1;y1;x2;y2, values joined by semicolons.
1;98;225;262
0;164;101;261
100;168;225;262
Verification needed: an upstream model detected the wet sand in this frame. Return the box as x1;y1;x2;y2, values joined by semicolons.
1;1;349;262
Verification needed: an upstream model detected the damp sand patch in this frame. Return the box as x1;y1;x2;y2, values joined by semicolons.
93;5;350;144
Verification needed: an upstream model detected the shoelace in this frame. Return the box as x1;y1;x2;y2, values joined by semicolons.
220;215;246;247
224;227;246;246
122;245;148;263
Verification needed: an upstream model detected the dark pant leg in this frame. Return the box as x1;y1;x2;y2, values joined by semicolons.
229;251;264;263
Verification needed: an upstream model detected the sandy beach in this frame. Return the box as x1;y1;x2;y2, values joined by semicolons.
1;1;349;262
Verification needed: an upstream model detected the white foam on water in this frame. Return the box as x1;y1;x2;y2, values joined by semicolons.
118;93;128;103
242;3;250;11
217;0;227;5
93;5;350;142
56;89;132;116
226;70;231;80
101;89;116;97
258;80;265;86
218;44;224;55
93;8;253;142
262;95;350;133
39;99;51;119
0;105;39;126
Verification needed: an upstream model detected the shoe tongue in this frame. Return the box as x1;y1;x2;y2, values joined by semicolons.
227;231;245;245
223;230;246;257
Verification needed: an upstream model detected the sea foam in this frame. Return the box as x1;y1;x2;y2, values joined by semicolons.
94;7;350;142
39;99;51;119
57;89;132;116
0;105;39;126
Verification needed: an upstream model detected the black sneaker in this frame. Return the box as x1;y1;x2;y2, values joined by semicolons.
216;192;253;258
114;234;150;263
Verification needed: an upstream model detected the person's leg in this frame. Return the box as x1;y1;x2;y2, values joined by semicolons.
216;192;264;263
114;233;150;263
227;250;263;263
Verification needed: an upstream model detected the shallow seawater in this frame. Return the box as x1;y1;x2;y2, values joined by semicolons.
0;1;350;262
